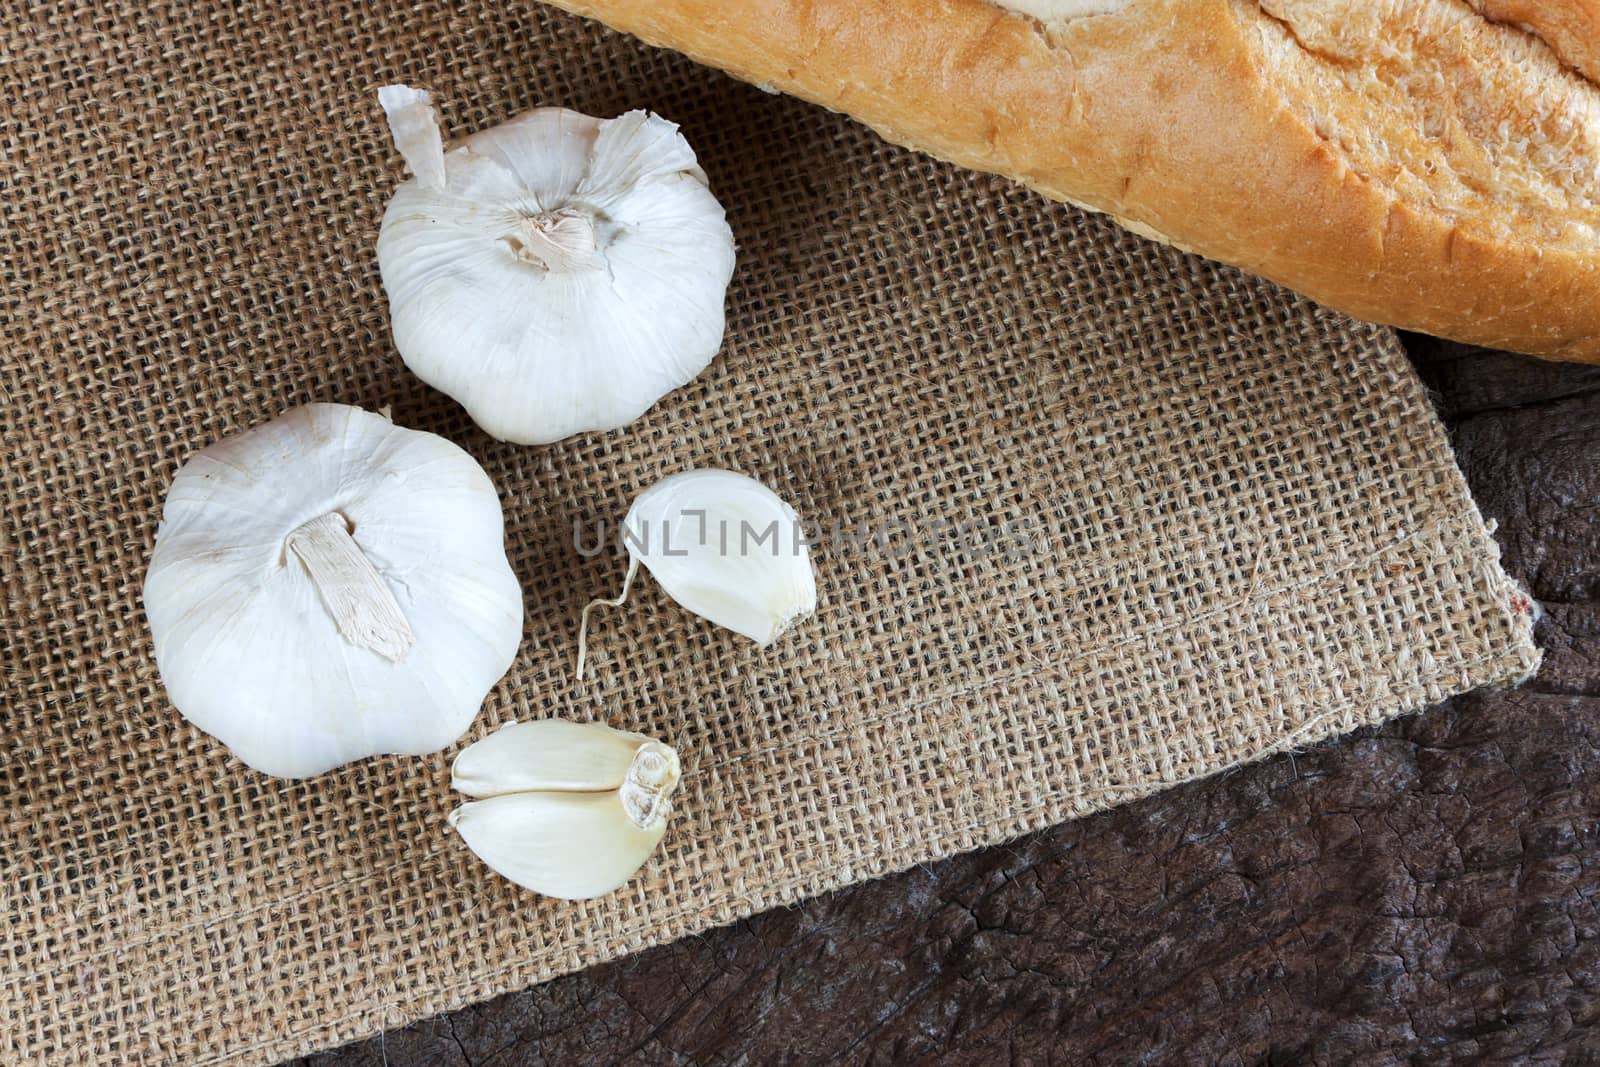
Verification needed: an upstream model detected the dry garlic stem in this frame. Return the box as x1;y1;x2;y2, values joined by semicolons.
285;512;415;662
578;469;817;678
376;84;446;192
376;85;736;445
510;207;600;272
448;719;681;900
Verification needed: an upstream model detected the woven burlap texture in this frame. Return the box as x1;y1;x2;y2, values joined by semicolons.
0;2;1539;1064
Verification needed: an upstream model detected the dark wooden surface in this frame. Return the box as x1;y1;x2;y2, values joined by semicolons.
298;337;1600;1066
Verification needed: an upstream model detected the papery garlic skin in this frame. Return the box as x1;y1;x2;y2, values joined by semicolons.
376;86;736;445
143;403;524;779
448;719;681;900
377;85;446;192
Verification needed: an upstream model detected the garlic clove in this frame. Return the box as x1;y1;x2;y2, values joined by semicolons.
623;469;817;645
447;791;668;901
451;718;664;798
375;87;736;445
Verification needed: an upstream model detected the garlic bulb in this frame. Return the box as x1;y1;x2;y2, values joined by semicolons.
143;403;524;779
578;469;817;677
375;85;737;445
448;719;681;900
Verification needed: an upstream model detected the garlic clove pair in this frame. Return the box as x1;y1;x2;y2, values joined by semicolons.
143;403;524;779
579;469;818;677
376;86;737;445
448;720;681;900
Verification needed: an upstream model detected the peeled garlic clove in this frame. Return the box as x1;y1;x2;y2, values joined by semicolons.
448;719;681;900
375;85;736;445
143;403;524;779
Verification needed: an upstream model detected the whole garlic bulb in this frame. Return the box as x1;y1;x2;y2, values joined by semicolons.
578;469;817;677
376;85;737;445
448;719;681;900
143;403;524;779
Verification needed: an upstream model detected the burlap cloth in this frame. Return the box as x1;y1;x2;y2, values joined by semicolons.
0;2;1540;1063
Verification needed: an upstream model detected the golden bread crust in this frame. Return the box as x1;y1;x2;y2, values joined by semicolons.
547;0;1600;361
1474;0;1600;83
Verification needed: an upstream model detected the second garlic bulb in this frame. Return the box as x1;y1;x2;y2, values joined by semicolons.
376;86;737;445
143;404;524;779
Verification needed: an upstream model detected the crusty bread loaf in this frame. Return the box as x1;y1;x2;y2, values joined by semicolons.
542;0;1600;362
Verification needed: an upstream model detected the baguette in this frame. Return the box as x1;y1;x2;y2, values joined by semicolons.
543;0;1600;362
